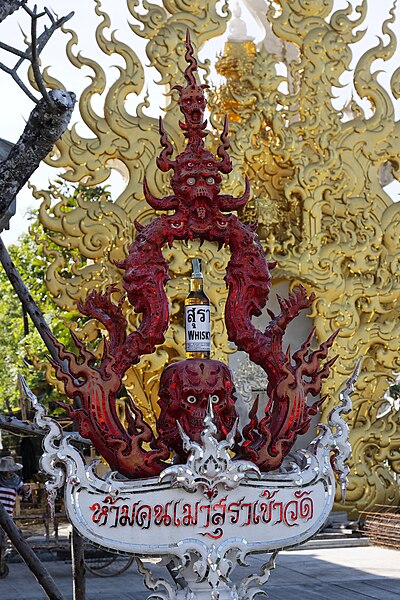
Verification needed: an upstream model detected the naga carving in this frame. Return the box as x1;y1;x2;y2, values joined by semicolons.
50;34;337;478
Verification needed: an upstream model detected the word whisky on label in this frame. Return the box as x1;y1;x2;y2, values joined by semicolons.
185;259;211;359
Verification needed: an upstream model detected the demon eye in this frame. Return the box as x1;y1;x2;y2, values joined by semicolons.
206;177;215;185
210;394;219;404
187;177;196;185
186;395;197;404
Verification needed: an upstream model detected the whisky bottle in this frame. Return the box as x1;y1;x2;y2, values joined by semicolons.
185;259;211;359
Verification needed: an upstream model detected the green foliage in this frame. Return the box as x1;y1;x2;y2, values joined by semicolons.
0;232;70;413
0;182;112;415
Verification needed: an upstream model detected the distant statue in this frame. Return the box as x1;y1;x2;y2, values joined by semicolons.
228;4;254;42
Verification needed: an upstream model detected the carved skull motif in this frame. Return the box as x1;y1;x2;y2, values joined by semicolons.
171;152;222;203
177;83;207;126
169;151;222;234
156;358;238;457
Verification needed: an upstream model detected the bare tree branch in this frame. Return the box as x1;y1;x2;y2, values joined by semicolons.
0;41;26;59
31;11;74;56
0;3;74;103
0;412;90;445
13;10;74;67
0;502;65;600
22;3;46;19
0;89;76;217
0;3;76;221
0;3;76;223
30;4;53;106
0;60;38;103
0;412;48;437
0;0;27;24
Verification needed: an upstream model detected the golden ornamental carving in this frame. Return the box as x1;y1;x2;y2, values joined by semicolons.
34;0;400;517
209;0;400;516
210;37;298;248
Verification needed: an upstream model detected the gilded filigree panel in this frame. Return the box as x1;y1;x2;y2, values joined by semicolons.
35;0;400;516
213;0;400;515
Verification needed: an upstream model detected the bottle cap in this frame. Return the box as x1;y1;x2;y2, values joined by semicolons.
192;258;202;278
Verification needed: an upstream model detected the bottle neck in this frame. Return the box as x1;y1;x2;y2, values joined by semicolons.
190;276;203;293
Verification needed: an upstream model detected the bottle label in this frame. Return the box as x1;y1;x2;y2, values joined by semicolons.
185;305;211;352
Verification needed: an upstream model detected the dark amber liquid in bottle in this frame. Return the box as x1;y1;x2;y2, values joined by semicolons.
185;259;211;359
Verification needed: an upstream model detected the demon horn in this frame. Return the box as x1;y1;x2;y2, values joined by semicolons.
217;115;233;174
143;176;178;210
218;176;251;212
172;30;198;96
183;30;198;88
156;117;176;173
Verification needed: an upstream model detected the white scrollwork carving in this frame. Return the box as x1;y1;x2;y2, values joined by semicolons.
377;371;400;419
159;401;260;499
18;373;65;516
308;360;361;503
232;356;267;404
237;550;277;600
135;557;177;600
329;359;362;502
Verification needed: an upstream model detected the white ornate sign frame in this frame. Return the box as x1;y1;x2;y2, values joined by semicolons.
22;363;358;600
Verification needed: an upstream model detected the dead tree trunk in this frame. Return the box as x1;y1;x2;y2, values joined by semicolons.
0;502;65;599
0;2;75;222
0;90;75;219
71;528;86;600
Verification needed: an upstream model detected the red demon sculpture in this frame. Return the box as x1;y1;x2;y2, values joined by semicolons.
50;31;337;479
156;359;238;458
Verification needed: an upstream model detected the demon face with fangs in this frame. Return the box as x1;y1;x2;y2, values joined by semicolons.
156;359;238;458
168;150;223;231
176;83;207;128
171;152;222;204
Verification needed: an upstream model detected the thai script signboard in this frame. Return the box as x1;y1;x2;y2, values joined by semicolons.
67;479;327;553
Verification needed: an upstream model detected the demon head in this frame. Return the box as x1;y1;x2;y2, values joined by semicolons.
171;151;221;203
169;150;222;231
172;31;208;132
176;83;207;129
156;358;238;457
143;33;245;227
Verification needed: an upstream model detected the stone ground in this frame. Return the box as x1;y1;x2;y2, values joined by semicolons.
0;545;399;599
